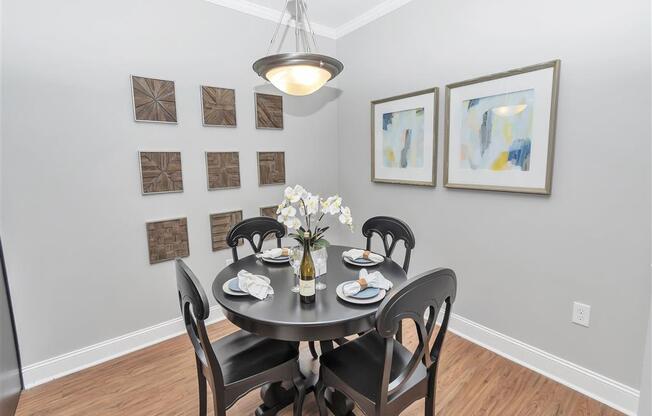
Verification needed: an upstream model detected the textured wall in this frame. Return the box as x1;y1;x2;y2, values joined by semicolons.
1;0;339;366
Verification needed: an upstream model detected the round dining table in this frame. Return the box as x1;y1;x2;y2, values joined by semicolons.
212;245;407;416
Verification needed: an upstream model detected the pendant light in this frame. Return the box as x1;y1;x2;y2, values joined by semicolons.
253;0;343;96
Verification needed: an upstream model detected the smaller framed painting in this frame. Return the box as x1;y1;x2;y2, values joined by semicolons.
444;60;561;194
371;88;438;186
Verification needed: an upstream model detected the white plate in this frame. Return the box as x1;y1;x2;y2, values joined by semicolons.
336;281;386;304
342;255;382;267
261;255;290;264
222;278;248;296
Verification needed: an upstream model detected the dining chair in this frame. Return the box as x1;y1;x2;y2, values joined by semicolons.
362;215;416;342
315;268;457;416
226;216;286;262
175;259;306;416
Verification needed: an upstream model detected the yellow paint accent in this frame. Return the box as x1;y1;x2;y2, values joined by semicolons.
491;152;509;171
385;149;396;166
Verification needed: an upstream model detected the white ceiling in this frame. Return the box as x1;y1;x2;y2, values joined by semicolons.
245;0;387;28
205;0;416;38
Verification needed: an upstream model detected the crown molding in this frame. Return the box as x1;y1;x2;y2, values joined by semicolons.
203;0;418;40
335;0;417;38
204;0;337;39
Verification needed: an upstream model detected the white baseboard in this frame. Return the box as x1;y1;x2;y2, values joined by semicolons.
445;312;640;416
21;306;225;389
22;306;640;415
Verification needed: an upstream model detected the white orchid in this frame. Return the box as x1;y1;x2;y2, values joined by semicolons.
277;205;297;227
339;206;353;228
321;195;342;215
276;185;353;248
284;185;306;203
300;194;320;216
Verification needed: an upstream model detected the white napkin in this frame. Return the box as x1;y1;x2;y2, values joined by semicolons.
261;247;290;259
342;249;384;263
237;270;274;300
343;268;393;297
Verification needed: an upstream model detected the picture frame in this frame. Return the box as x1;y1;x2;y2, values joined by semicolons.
371;88;438;186
131;75;178;124
205;151;241;190
201;86;237;127
444;60;561;194
138;151;184;195
255;92;284;130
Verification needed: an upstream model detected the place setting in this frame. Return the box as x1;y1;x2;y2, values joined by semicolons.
336;268;393;304
256;247;291;264
341;248;384;267
222;269;275;299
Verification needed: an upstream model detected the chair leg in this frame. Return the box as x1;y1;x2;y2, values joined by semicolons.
212;396;226;416
309;341;319;359
396;321;403;343
315;378;328;416
196;368;207;416
425;369;437;416
293;375;307;416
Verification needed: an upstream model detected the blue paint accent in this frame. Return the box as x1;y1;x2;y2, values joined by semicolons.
508;138;532;170
382;113;392;130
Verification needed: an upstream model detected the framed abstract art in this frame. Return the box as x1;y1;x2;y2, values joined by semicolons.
371;88;438;186
444;60;561;194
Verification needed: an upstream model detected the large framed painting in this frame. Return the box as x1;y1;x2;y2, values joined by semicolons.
444;60;561;194
371;88;438;186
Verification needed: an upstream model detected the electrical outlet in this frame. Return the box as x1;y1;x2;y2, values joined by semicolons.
225;258;234;266
572;302;591;327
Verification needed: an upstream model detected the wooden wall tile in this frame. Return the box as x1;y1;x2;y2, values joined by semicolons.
139;151;183;194
146;218;189;264
255;93;283;129
201;86;236;127
206;152;240;190
257;152;285;186
131;76;177;123
210;210;243;251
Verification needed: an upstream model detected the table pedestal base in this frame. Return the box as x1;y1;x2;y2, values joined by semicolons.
254;345;355;416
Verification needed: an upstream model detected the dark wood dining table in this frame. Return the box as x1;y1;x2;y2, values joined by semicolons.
212;245;407;416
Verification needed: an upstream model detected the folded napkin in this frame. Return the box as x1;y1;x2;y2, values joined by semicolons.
343;268;393;297
261;247;290;259
237;270;274;300
342;249;384;263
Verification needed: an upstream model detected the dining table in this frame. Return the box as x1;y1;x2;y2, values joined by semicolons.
212;244;407;416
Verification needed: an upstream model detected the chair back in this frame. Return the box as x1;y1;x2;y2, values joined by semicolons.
175;259;224;389
362;216;415;273
374;268;457;402
227;217;285;261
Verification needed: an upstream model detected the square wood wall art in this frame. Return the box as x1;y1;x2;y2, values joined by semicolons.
210;210;243;251
255;93;284;129
260;205;283;240
146;217;189;264
139;151;184;194
131;76;177;123
201;86;236;127
258;152;286;186
206;152;240;190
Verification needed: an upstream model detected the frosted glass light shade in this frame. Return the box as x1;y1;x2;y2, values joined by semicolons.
253;53;343;97
266;65;332;96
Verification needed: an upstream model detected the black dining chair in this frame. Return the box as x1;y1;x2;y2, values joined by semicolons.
175;259;306;416
362;216;416;342
315;268;457;416
226;216;286;262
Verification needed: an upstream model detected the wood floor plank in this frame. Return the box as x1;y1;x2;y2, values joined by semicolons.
15;319;624;415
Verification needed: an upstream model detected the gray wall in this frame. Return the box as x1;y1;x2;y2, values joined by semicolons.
1;0;339;366
639;315;651;415
335;0;651;388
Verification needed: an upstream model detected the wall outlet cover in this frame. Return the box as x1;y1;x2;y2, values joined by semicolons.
572;302;591;327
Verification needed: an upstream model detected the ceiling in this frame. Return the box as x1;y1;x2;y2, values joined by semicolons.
245;0;387;28
205;0;416;38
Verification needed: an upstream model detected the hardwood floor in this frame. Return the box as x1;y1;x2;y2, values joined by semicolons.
16;319;623;416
